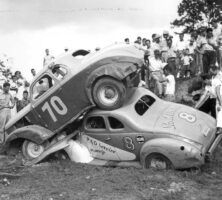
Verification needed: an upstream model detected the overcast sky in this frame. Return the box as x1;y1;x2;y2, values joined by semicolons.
0;0;181;77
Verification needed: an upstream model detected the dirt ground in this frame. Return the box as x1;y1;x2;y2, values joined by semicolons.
1;79;222;200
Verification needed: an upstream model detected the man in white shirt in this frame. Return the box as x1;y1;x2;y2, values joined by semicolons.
212;21;222;39
43;49;55;67
197;28;217;73
176;33;187;52
186;38;196;76
149;49;167;97
151;34;162;56
166;38;177;77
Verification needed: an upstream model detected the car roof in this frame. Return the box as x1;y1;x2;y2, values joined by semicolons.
30;43;144;85
85;87;165;132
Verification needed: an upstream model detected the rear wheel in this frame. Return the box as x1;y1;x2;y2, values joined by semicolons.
145;153;173;170
92;77;126;110
22;140;45;161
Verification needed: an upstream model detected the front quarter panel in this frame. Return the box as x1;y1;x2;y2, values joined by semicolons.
5;125;55;145
140;138;204;169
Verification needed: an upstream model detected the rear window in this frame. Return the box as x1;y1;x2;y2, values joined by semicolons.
135;95;155;115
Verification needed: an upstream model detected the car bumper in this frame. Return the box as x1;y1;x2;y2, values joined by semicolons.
206;133;222;156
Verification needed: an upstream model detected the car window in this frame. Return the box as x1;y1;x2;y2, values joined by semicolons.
108;117;124;129
86;116;106;129
32;74;55;100
51;64;67;80
72;49;89;57
135;95;156;116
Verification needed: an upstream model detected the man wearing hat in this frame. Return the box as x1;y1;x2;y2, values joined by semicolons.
151;34;162;56
200;28;217;73
161;30;170;62
217;34;222;70
175;33;187;78
186;37;196;76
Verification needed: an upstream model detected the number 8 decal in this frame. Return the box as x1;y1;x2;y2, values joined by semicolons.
42;96;68;122
179;112;196;123
123;137;135;151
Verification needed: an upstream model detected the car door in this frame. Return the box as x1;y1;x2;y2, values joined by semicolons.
105;116;144;161
31;72;67;131
81;115;120;161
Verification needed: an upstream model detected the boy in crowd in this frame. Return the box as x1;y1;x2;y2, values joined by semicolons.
180;49;193;78
162;65;176;102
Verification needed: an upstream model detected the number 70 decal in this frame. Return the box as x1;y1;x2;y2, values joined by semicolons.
42;96;68;122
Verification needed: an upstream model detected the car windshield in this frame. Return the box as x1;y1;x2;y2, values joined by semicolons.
51;64;67;80
32;74;55;100
135;95;156;116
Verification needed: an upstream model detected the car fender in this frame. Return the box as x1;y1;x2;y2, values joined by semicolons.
5;125;55;145
140;138;203;169
85;58;142;103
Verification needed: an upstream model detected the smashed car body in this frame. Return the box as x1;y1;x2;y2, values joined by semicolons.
2;44;143;160
5;85;222;169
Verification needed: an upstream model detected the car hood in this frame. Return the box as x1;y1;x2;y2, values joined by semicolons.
5;104;32;130
154;104;216;146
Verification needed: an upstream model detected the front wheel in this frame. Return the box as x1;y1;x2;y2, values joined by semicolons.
22;140;45;161
92;77;126;110
145;153;173;170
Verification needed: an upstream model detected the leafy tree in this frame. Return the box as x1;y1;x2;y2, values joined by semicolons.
172;0;222;33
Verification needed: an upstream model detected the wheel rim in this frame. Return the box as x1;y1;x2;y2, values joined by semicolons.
97;85;119;106
150;158;167;170
26;142;44;158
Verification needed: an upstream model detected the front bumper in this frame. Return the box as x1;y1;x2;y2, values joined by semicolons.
207;134;222;155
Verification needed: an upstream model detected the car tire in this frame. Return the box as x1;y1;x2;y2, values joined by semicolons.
22;140;45;161
145;153;173;170
92;77;126;110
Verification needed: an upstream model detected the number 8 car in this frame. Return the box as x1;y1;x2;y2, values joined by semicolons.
64;87;221;169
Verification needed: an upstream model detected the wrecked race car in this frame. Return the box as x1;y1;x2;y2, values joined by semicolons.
59;87;222;170
7;87;222;170
1;44;143;161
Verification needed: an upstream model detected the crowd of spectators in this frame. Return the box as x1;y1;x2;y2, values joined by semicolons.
123;21;222;103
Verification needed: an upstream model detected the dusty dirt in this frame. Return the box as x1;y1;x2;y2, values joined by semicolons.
1;79;222;200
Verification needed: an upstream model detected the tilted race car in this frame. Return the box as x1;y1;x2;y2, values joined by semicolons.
2;43;144;160
4;83;222;169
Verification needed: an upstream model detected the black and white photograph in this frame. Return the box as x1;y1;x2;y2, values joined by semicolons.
0;0;222;199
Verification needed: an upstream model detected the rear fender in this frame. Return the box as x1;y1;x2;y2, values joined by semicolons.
140;138;203;169
5;125;55;145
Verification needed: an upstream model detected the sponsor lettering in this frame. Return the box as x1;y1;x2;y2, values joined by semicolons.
86;136;116;154
162;107;175;129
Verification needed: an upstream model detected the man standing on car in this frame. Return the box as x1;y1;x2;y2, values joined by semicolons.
0;82;15;143
43;49;54;67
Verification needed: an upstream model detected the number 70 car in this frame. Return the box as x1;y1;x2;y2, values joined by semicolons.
2;44;143;158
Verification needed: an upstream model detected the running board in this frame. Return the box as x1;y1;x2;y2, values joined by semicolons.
89;159;142;168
